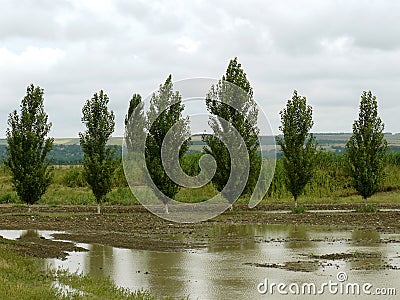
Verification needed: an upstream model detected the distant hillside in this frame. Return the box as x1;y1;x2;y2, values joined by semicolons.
1;133;399;164
0;137;123;165
44;137;124;146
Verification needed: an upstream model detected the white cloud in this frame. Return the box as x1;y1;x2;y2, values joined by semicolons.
0;47;65;68
176;37;201;53
0;0;399;138
320;36;355;54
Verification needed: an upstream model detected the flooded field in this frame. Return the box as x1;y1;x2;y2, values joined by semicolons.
1;224;399;299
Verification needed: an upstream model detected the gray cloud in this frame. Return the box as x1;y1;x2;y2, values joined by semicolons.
1;0;399;139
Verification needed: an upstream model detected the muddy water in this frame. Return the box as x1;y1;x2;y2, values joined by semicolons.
2;225;400;300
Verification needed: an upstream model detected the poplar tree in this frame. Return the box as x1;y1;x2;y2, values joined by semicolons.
202;57;261;207
79;90;116;214
346;91;388;204
5;84;54;211
145;75;190;213
276;90;317;208
125;93;145;153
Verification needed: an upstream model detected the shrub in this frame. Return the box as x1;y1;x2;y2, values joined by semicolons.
0;193;14;204
356;204;379;213
291;205;306;213
62;168;87;188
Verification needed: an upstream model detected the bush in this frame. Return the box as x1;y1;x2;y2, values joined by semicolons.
385;152;400;166
113;162;128;187
0;193;15;204
356;204;379;213
181;152;202;176
291;205;306;213
62;167;87;188
104;187;138;205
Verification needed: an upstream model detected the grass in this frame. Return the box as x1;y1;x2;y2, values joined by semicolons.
175;183;218;203
55;269;157;299
1;156;400;207
0;238;158;299
0;244;59;300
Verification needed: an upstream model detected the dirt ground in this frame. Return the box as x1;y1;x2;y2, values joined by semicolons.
0;204;399;259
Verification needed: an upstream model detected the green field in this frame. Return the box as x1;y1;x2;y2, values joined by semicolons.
1;151;400;208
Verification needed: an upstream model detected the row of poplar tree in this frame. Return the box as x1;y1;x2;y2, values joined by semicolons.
3;57;388;213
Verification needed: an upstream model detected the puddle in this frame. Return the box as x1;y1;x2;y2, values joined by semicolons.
0;229;64;241
1;226;399;299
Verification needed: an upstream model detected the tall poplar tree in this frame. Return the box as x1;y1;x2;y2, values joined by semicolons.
79;90;116;214
145;75;190;213
125;93;145;153
346;90;388;204
276;90;317;208
202;57;261;207
5;84;53;211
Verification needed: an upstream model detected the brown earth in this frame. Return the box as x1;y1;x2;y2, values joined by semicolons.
0;204;399;259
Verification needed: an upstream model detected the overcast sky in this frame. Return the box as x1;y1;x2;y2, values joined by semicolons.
1;0;399;138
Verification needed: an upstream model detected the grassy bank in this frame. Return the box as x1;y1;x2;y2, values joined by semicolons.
0;237;157;299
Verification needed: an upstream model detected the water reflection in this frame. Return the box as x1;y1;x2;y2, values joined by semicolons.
18;229;40;239
142;251;189;298
285;225;313;249
351;229;381;246
84;244;114;278
207;224;259;252
0;226;398;300
348;229;387;270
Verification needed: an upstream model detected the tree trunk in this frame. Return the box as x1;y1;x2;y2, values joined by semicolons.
28;204;31;213
97;203;101;214
364;196;368;207
294;197;298;208
165;203;169;214
229;203;233;211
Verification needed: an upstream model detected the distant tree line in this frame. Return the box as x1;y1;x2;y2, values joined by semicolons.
2;139;399;165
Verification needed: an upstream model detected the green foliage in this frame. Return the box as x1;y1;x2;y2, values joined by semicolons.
0;193;15;204
346;91;388;201
381;163;400;192
4;84;54;206
62;167;87;188
356;204;379;213
105;186;139;205
145;75;190;204
276;90;317;207
202;57;261;203
385;151;400;166
79;90;117;213
181;152;202;176
175;183;218;203
113;160;128;187
1;154;400;206
125;93;146;153
267;153;355;199
49;144;84;165
291;205;306;213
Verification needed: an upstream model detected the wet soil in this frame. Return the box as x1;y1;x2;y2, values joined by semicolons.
245;251;400;272
0;234;87;260
0;204;399;260
244;261;320;272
